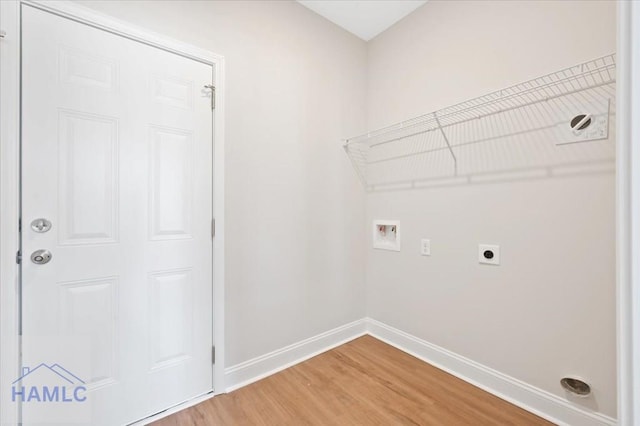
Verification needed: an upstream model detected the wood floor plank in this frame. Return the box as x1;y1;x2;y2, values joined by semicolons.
152;336;554;425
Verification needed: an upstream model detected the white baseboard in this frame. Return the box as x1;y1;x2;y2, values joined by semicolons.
221;317;615;426
366;318;616;426
224;318;367;392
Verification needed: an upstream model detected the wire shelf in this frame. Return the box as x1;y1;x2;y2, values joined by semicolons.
344;54;616;191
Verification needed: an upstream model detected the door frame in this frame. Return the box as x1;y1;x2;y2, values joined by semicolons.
617;2;640;425
0;1;226;424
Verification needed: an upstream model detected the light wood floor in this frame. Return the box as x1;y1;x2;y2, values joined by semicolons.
153;336;553;425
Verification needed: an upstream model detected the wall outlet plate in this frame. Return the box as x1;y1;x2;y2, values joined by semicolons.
479;244;500;265
373;220;400;251
420;239;431;256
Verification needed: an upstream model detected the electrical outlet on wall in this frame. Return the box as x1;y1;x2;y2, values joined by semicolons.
420;239;431;256
479;244;500;265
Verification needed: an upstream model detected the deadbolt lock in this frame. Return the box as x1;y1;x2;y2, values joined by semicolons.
31;249;52;265
31;218;52;233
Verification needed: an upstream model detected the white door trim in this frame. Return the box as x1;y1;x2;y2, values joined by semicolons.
617;2;640;425
0;1;22;424
0;2;226;424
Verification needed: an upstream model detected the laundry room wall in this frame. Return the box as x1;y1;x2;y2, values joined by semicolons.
365;0;617;418
76;0;618;419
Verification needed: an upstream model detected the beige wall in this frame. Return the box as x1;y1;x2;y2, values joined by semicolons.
77;0;368;366
366;0;617;417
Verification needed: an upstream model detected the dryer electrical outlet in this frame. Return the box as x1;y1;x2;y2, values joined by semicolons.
373;220;400;251
479;244;500;265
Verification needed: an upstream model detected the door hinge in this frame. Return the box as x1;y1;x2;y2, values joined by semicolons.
212;346;216;364
204;84;215;110
211;218;215;238
0;30;6;39
16;250;21;265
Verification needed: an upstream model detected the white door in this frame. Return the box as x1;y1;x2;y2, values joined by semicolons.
20;5;214;425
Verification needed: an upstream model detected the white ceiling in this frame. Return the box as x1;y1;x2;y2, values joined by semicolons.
297;1;427;41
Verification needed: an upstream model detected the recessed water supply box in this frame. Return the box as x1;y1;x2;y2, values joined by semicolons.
373;220;400;251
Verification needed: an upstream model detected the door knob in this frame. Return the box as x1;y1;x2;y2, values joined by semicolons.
31;249;52;265
30;218;52;233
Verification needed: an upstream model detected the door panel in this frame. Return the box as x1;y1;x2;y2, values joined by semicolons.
58;276;119;389
21;5;213;425
58;110;119;245
149;126;194;240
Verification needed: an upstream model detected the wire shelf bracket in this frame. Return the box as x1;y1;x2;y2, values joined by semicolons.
433;112;458;176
